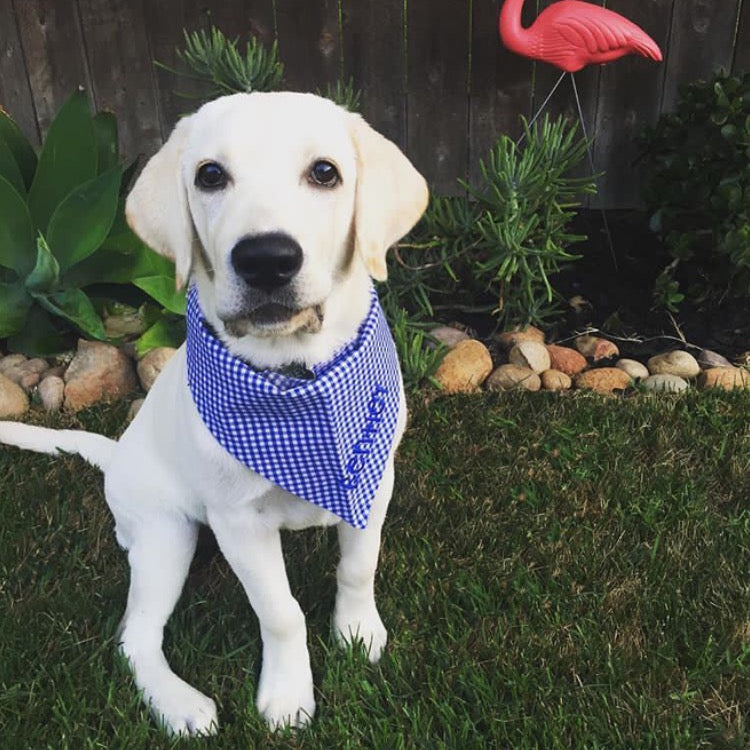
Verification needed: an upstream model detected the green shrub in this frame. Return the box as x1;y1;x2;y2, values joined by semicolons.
639;70;750;309
387;115;593;330
0;90;184;356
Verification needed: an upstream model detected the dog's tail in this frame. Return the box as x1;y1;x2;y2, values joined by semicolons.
0;421;116;471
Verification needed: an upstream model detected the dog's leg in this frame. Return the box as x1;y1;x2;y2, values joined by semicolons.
117;515;218;737
333;459;394;662
206;507;315;729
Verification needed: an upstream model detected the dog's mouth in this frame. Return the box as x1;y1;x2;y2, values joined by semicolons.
223;303;324;338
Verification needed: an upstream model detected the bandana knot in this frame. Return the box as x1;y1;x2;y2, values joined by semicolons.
185;286;401;528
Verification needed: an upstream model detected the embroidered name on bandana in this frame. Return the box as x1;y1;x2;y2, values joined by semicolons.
185;286;401;529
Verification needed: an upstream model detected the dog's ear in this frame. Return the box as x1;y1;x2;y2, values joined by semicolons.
349;115;429;281
126;115;194;289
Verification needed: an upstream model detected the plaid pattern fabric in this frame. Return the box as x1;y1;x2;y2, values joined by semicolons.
185;286;401;529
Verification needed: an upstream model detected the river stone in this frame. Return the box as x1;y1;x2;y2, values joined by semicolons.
647;351;700;379
486;364;541;392
64;340;137;412
495;325;545;350
575;335;619;361
128;398;145;422
0;372;29;417
0;355;49;392
508;341;550;373
38;375;65;412
615;358;649;381
696;349;732;369
434;339;493;394
541;369;572;391
546;344;586;376
642;374;689;393
137;347;177;392
429;325;470;350
575;367;632;394
698;367;750;390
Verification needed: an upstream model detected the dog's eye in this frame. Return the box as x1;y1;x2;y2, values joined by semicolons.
196;162;228;190
309;160;340;187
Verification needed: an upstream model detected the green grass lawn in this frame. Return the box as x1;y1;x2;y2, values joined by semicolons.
1;390;749;749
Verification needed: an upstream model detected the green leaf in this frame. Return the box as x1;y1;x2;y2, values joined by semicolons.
35;287;107;340
0;132;26;194
24;235;60;293
0;174;36;276
135;315;186;358
48;167;122;272
6;305;70;356
0;280;32;337
133;275;186;315
92;112;119;174
0;109;37;190
27;89;97;232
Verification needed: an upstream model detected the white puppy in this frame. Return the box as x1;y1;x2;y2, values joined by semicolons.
0;92;428;736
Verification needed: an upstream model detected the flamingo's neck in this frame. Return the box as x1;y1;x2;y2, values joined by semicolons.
499;0;530;54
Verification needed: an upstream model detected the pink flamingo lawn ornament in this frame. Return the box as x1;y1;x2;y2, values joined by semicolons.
498;0;663;260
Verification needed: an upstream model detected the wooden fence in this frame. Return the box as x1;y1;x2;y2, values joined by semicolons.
1;0;749;207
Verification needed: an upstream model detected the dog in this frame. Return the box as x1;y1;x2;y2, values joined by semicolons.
0;91;428;736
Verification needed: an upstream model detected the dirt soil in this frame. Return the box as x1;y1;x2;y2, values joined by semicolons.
546;210;750;361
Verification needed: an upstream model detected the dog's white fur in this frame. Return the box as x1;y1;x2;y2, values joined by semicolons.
0;92;428;736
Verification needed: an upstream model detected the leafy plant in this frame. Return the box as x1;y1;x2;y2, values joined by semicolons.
639;70;750;306
164;27;284;100
0;90;184;356
317;77;362;112
389;115;593;330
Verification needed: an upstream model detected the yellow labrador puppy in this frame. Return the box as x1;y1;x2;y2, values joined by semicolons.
0;92;428;736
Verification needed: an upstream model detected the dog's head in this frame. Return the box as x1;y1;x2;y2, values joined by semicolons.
126;92;428;344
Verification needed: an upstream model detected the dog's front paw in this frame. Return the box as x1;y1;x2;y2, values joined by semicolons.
147;676;219;737
333;605;388;663
256;665;315;730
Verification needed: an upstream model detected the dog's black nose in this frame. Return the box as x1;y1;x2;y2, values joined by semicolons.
231;233;303;290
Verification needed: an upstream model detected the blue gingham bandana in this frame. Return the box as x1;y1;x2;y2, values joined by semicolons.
185;286;401;528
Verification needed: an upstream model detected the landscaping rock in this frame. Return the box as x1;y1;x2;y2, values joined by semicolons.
615;358;649;381
541;369;572;391
508;341;550;373
575;367;632;394
41;365;66;381
736;351;750;368
698;367;750;391
642;374;689;393
647;351;700;379
0;372;29;417
486;364;541;392
38;375;65;412
128;398;145;422
495;325;545;350
429;325;470;350
64;340;137;412
137;347;177;392
0;355;49;392
696;349;732;370
103;309;149;337
574;335;619;361
546;344;586;376
434;339;493;394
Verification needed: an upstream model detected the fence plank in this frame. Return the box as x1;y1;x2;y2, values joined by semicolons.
470;0;535;186
341;0;405;148
275;0;340;93
144;0;276;141
0;0;37;144
733;0;750;73
662;0;741;111
407;0;472;195
591;0;673;208
13;0;92;136
77;0;162;160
